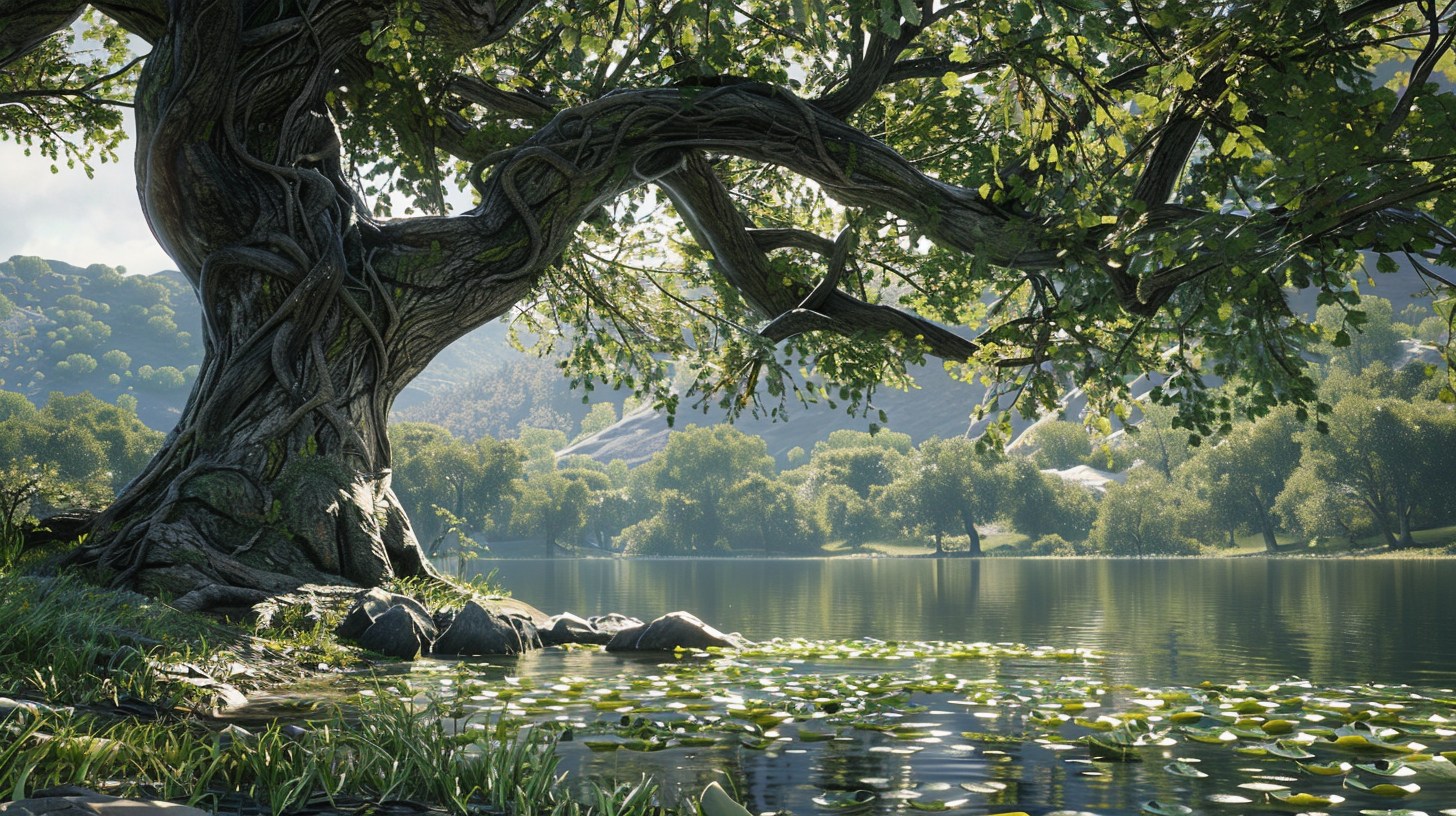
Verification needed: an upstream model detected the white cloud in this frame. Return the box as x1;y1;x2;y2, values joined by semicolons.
0;112;174;276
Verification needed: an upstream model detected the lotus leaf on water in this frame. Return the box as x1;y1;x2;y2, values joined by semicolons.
1086;735;1141;761
1345;776;1422;796
811;790;877;809
1298;760;1353;775
1269;790;1346;807
1140;802;1192;815
1356;760;1421;777
1164;761;1208;778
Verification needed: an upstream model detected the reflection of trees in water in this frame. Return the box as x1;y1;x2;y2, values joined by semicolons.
476;559;1456;685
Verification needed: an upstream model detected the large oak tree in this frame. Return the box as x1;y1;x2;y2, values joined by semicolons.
3;0;1454;605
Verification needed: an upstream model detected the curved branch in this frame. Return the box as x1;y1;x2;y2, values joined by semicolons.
447;74;560;120
371;83;1064;365
0;0;83;69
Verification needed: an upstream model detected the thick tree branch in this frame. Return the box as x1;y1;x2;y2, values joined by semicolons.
1376;1;1456;141
0;0;82;69
446;74;560;120
659;153;979;360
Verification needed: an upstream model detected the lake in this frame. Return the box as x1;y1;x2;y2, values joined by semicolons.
473;556;1456;687
394;557;1456;815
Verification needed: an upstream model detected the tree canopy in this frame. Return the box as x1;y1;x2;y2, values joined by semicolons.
7;0;1455;423
4;0;1456;597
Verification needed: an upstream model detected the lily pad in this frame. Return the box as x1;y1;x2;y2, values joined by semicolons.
1298;760;1352;776
1356;761;1420;777
1141;803;1192;815
1327;734;1415;755
1269;791;1346;808
1345;777;1421;797
1164;762;1208;778
1262;719;1299;734
1087;735;1141;762
811;790;877;809
1205;794;1253;804
1267;740;1317;759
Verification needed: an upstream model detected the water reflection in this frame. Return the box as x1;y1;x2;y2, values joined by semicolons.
474;557;1456;686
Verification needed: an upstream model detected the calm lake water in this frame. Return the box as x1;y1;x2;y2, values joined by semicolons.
474;557;1456;687
376;557;1456;815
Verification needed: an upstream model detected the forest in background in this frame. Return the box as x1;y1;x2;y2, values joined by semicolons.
2;255;1453;560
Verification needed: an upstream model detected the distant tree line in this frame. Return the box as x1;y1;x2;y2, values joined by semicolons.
3;295;1452;557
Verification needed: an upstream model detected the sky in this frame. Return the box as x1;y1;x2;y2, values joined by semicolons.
0;111;176;275
0;109;489;277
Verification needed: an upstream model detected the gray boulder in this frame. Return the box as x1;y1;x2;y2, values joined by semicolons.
338;588;438;642
604;623;647;651
433;601;537;656
589;613;644;637
356;605;433;659
541;612;603;646
606;611;745;652
333;604;376;640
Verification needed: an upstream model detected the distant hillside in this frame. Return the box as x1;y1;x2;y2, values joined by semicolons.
6;251;1444;454
390;353;630;440
0;256;202;431
0;255;601;436
559;363;992;467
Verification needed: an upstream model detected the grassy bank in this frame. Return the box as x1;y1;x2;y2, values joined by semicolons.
1;683;661;816
0;553;667;816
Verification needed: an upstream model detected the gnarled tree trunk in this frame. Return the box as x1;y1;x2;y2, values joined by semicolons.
45;0;991;606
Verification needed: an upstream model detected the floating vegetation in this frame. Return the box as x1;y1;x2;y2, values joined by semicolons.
369;643;1456;815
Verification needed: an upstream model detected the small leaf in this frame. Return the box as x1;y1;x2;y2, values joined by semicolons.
811;790;877;809
1164;762;1207;778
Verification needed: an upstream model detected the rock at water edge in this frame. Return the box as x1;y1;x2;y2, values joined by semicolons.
357;605;432;659
433;601;531;655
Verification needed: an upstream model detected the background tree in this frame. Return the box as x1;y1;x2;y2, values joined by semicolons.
1314;296;1407;375
721;473;824;553
809;445;900;499
1088;470;1203;557
631;425;774;551
1188;407;1303;553
1025;421;1092;470
1288;396;1456;549
817;483;884;548
1121;403;1197;479
512;470;590;555
391;424;523;548
5;0;1456;601
1002;458;1099;543
881;437;1004;555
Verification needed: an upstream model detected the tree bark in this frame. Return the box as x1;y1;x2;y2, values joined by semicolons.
1396;506;1417;549
1251;495;1281;553
960;510;983;557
